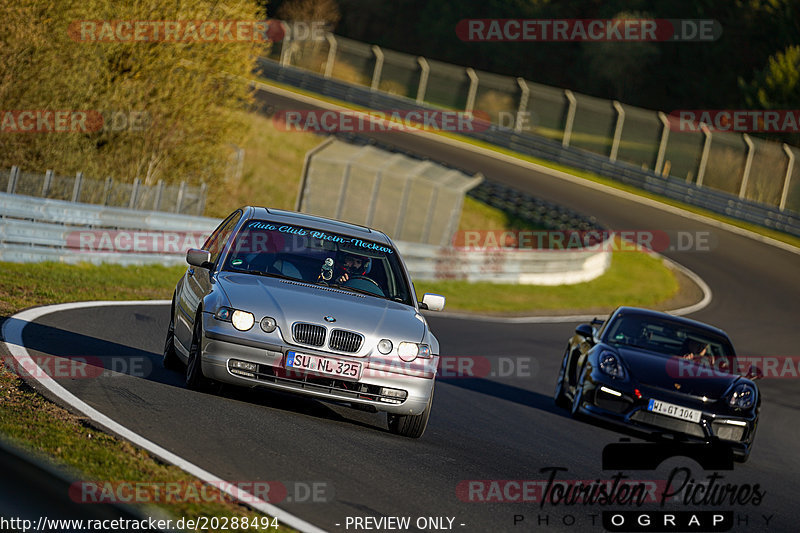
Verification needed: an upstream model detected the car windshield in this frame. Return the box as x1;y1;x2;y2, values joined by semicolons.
222;219;414;305
603;314;735;360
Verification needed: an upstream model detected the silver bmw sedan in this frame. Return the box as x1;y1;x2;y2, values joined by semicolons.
163;206;445;438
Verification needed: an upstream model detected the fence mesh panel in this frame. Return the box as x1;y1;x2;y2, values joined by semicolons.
744;137;787;207
379;48;421;99
784;145;800;213
332;37;374;87
523;82;568;142
663;126;704;182
702;131;746;195
423;58;470;110
473;70;520;126
617;105;661;170
15;172;46;197
570;93;615;156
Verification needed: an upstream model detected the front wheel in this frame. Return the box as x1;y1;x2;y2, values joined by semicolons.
185;314;208;390
163;294;181;371
388;382;434;438
570;367;587;418
554;345;571;409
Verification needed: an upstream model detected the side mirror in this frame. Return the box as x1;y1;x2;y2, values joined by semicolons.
186;248;212;268
575;323;594;340
420;293;446;311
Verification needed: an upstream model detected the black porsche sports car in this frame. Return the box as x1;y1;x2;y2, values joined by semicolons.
554;307;760;461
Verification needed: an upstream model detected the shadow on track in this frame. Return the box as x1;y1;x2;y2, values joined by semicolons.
5;316;390;434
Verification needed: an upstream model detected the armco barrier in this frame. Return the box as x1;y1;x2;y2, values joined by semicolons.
255;59;800;238
0;193;609;284
397;241;610;285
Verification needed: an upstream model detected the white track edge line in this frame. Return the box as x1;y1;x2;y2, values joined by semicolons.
1;300;328;533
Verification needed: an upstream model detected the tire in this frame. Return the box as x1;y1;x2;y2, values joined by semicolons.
570;368;587;418
185;313;208;390
162;294;182;371
388;382;434;438
554;345;571;409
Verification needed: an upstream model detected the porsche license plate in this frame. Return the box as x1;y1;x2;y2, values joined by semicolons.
647;399;701;423
286;351;361;379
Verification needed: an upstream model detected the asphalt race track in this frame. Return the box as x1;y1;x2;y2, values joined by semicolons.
8;89;800;532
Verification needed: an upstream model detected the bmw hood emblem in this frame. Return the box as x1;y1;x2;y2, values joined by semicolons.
324;316;336;323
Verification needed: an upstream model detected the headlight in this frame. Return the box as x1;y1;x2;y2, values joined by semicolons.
231;310;255;331
397;342;431;362
377;339;393;355
599;350;625;379
214;307;233;321
397;342;419;362
727;383;755;409
260;316;277;333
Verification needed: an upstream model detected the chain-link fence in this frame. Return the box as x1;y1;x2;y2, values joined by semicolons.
275;32;799;215
1;166;206;215
297;139;482;246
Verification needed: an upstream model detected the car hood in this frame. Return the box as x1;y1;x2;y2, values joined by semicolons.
616;346;739;399
216;272;425;347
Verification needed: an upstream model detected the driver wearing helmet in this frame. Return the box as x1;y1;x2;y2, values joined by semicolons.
318;250;372;284
336;250;371;283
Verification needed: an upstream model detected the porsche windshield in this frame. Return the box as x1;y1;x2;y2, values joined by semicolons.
222;220;413;305
603;314;735;360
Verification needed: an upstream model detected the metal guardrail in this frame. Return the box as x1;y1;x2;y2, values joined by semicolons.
0;193;216;232
0;193;610;284
256;58;800;238
397;241;610;285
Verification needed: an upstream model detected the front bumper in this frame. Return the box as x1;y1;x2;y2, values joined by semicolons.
575;376;757;456
200;318;435;415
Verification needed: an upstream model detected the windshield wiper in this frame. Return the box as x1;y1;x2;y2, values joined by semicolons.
324;281;385;299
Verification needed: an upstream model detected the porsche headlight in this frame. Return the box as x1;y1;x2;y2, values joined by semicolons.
214;307;233;321
599;350;625;379
231;310;255;331
727;383;755;409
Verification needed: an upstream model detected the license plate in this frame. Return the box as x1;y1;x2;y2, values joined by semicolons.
647;399;701;423
285;351;361;380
